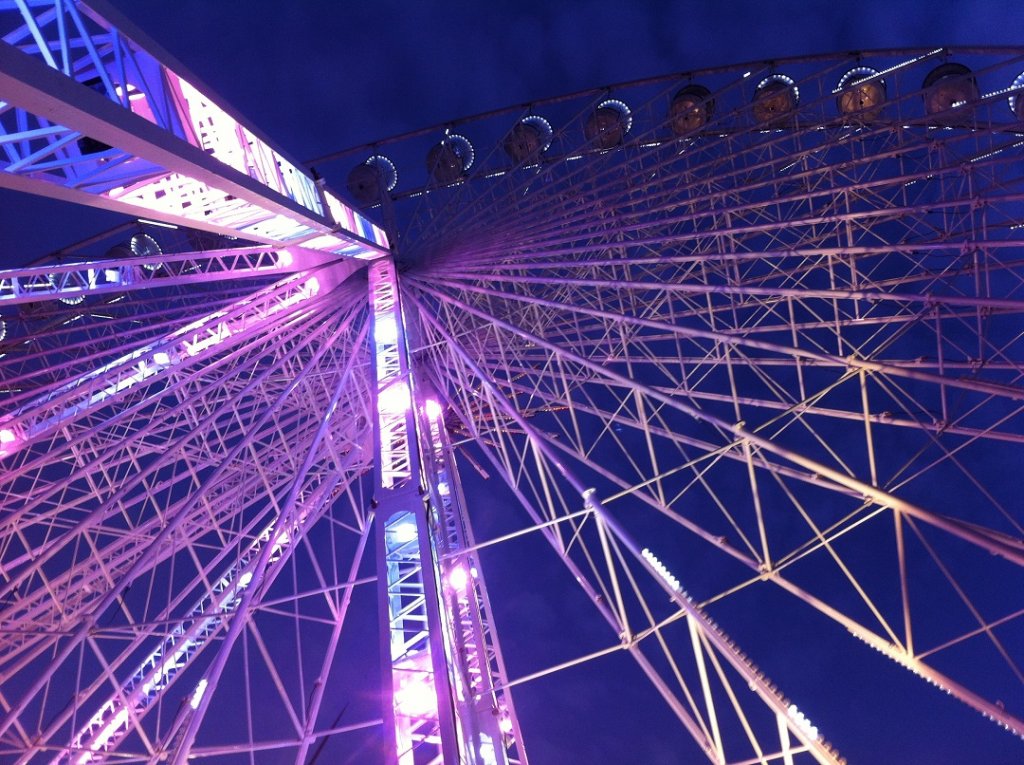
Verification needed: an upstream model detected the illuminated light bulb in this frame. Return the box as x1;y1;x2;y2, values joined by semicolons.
237;571;254;588
374;314;399;345
392;521;417;543
499;716;514;734
303;277;320;296
396;676;436;717
377;381;411;413
424;398;443;419
479;737;498;765
449;565;469;591
0;428;16;444
152;351;171;366
277;250;294;268
189;678;209;710
114;84;145;101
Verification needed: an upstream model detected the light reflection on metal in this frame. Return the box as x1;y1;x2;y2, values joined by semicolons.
787;704;821;742
641;547;682;592
381;508;448;763
189;679;209;711
370;254;447;762
371;260;522;764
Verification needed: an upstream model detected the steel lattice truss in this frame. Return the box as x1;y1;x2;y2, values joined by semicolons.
1;3;1023;761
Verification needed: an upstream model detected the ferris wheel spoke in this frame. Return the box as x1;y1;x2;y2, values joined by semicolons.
438;240;1022;342
417;268;1024;671
903;515;1024;681
0;270;328;464
0;295;373;747
426;282;1023;563
0;415;352;680
412;319;846;762
0;322;332;634
19;445;370;762
416;295;865;610
0;299;343;587
406;275;1024;735
0;284;262;400
440;351;913;655
44;456;368;765
0;329;366;671
411;276;1024;460
157;379;368;765
459;285;1021;462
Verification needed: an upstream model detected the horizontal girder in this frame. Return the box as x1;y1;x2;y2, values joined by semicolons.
0;0;388;254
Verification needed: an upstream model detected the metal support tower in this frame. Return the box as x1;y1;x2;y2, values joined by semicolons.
369;256;523;764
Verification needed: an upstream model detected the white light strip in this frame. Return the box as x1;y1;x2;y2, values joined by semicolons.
641;547;682;592
136;218;178;229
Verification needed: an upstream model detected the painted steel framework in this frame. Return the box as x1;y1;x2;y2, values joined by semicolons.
0;3;1022;762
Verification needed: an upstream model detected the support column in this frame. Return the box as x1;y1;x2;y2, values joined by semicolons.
369;257;525;765
370;257;459;764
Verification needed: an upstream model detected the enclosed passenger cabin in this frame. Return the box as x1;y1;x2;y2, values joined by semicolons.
922;63;978;124
585;99;631;149
427;135;474;184
836;67;886;120
348;155;398;206
503;116;553;163
669;84;714;135
753;74;799;127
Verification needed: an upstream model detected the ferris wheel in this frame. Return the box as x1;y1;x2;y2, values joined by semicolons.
1;1;1023;762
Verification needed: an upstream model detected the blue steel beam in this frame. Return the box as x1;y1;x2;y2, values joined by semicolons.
0;0;387;256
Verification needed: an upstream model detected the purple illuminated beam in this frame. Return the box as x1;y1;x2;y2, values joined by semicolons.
0;245;349;306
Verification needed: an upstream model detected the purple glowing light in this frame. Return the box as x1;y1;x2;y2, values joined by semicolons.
374;313;398;345
424;398;443;420
377;381;411;414
390;521;417;544
0;427;20;457
396;675;437;718
448;565;469;591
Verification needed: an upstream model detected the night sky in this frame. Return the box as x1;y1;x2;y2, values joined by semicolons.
3;1;1024;763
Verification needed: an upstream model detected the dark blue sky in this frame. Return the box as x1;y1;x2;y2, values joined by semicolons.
3;2;1024;762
